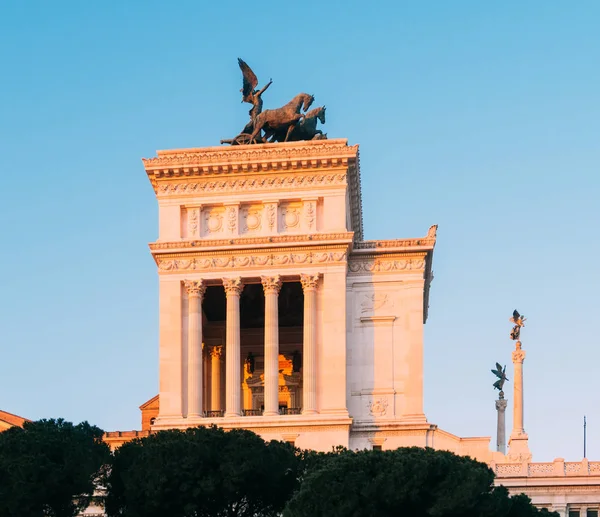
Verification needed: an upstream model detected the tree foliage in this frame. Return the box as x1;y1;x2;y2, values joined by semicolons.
105;425;301;517
283;447;559;517
0;418;110;517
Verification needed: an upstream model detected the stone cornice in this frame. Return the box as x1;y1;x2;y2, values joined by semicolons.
353;225;437;253
149;232;354;253
143;139;358;186
155;244;349;273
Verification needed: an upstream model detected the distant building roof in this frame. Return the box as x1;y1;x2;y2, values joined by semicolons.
0;410;30;430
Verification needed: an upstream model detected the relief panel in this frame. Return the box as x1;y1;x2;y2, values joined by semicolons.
202;206;226;237
279;201;302;233
240;204;264;235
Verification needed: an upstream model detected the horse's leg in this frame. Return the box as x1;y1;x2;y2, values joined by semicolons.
284;123;296;142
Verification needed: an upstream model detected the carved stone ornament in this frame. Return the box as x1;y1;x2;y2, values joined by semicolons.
157;251;346;272
157;173;348;196
360;294;391;314
187;207;200;238
183;280;206;298
368;398;388;417
261;275;282;295
512;348;526;363
210;345;223;359
300;273;320;292
226;206;238;234
266;203;277;231
348;258;426;274
304;201;316;230
149;232;353;250
222;277;244;296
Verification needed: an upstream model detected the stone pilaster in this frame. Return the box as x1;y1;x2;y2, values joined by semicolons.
210;346;223;411
300;273;319;414
183;280;205;418
223;277;243;417
262;275;282;416
508;341;531;461
496;394;508;454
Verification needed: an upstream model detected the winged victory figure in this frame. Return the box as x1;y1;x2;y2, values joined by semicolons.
509;309;526;340
491;362;509;392
238;58;272;134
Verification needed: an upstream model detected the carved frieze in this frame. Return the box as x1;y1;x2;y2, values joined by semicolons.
348;257;426;274
157;250;347;272
157;173;348;196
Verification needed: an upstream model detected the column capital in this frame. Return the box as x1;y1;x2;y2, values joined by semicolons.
210;345;224;359
183;279;206;298
300;273;320;292
496;399;508;412
222;277;244;297
261;275;282;295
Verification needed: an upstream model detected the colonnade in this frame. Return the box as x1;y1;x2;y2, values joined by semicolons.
182;274;320;417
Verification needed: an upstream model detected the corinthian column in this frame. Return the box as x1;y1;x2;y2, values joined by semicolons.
183;280;205;418
223;277;243;417
300;273;319;415
262;275;282;417
210;346;223;411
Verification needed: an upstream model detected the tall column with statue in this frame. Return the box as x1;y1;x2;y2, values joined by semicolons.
507;309;531;461
491;362;509;454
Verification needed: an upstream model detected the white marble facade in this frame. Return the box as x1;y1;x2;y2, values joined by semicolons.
141;139;495;458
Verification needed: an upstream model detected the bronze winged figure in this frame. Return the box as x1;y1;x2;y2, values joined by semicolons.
509;309;526;340
238;58;272;132
491;362;509;392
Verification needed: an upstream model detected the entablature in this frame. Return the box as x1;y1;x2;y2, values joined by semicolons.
143;139;363;240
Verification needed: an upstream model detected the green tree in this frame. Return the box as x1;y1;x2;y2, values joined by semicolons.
105;425;301;517
0;418;110;517
283;447;559;517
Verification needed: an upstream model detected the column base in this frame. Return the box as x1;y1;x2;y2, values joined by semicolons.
224;411;242;418
507;433;531;462
263;411;279;417
302;409;318;415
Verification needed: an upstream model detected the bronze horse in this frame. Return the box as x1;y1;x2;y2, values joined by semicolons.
250;93;314;143
270;106;326;142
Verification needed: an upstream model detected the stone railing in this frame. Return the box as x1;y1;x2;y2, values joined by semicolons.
494;459;600;478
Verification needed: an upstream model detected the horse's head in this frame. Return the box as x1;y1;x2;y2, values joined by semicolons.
302;93;315;112
317;106;326;124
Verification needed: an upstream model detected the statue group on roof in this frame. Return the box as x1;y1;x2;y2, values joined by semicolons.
221;59;327;146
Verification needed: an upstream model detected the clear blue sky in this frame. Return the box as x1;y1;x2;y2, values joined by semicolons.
1;1;598;462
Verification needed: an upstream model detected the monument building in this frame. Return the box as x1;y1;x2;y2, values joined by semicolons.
132;137;497;457
96;60;600;515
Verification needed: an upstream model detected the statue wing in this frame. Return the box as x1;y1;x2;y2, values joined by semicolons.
238;58;258;101
512;309;520;322
491;368;502;378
